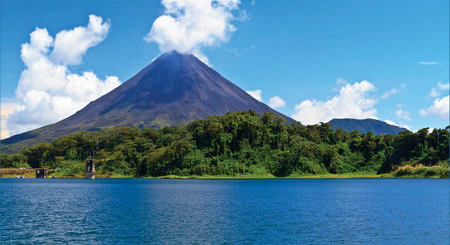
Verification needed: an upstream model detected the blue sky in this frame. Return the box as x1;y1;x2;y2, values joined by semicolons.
1;0;448;138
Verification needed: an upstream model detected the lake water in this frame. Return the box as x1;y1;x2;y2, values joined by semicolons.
0;179;448;244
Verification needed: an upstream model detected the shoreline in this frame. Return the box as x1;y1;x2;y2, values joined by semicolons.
0;173;446;179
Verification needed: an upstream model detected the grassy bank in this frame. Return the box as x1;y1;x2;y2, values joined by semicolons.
392;162;448;178
1;161;447;179
0;173;36;178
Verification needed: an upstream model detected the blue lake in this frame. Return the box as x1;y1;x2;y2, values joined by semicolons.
0;179;448;244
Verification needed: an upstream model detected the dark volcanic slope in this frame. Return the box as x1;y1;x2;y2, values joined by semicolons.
2;51;296;152
329;118;407;135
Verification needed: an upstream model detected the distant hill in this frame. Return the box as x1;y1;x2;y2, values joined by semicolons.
1;51;295;153
328;118;407;135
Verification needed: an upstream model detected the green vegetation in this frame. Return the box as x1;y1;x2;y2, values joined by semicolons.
1;111;448;178
393;161;449;178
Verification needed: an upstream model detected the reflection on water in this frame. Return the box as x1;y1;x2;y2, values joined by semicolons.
0;179;448;243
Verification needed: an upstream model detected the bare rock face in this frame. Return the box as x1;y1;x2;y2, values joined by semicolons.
1;51;295;153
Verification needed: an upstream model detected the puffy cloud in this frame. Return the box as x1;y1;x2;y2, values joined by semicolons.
50;15;110;65
5;15;120;137
268;96;286;109
419;96;449;120
395;108;411;121
292;81;377;125
246;89;262;102
145;0;241;64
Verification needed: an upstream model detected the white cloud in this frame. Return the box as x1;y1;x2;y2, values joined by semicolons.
418;61;441;65
429;88;440;98
145;0;241;64
5;15;120;137
236;9;249;22
419;95;449;120
50;15;110;65
437;82;449;91
381;88;398;99
292;80;377;125
428;82;449;98
0;103;18;139
246;90;285;109
385;119;411;131
268;96;285;109
381;83;407;99
395;108;411;121
246;89;262;102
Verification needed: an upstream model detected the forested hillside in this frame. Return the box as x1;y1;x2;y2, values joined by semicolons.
1;111;448;178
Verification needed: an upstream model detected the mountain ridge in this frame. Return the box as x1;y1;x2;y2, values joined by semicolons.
1;51;296;152
328;118;407;135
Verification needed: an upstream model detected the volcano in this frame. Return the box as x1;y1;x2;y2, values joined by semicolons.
1;52;296;152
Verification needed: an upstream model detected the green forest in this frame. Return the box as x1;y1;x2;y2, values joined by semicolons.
1;111;449;178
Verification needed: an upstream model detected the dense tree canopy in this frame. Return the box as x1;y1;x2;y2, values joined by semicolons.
1;111;448;177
